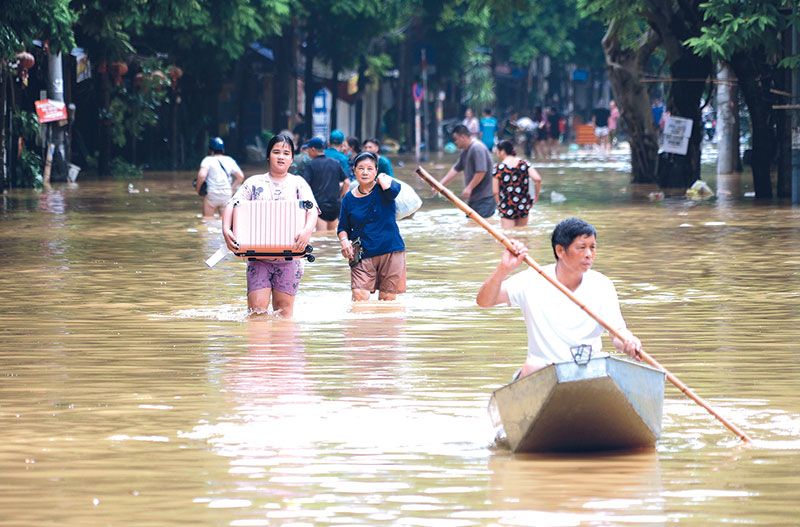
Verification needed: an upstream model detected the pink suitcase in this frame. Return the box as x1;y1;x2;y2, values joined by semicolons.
232;199;315;261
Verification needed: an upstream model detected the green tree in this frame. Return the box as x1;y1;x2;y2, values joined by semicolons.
304;0;410;135
685;0;798;199
1;0;75;189
581;0;714;189
72;0;292;174
0;0;75;60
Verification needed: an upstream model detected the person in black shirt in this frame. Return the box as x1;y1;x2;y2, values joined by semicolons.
302;137;348;232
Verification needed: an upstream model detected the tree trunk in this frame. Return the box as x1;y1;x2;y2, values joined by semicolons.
642;0;712;189
1;69;7;192
170;92;179;169
354;54;367;138
374;77;383;140
398;38;410;145
731;48;775;199
602;20;660;183
716;63;739;175
776;28;793;198
271;25;294;133
97;62;112;177
658;51;712;189
329;58;340;134
231;56;247;159
303;30;316;142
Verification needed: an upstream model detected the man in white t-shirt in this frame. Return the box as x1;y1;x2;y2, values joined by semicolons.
476;217;642;379
195;137;245;218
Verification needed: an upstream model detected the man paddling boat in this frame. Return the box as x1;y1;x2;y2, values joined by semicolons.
476;217;643;378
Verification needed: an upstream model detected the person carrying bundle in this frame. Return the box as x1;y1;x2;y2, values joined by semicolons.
337;152;407;302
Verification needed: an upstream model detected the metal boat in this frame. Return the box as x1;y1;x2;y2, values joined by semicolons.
489;355;665;453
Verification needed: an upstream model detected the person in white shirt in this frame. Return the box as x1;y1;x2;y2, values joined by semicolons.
462;108;479;138
476;217;643;379
195;137;244;219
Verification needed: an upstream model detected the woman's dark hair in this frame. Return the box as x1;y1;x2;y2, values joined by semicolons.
363;137;381;148
347;137;361;154
353;151;378;168
497;140;515;156
551;217;597;260
267;133;295;160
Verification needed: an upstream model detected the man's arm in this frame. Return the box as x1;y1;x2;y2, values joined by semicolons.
338;166;349;198
195;166;208;195
439;166;460;188
476;239;528;307
612;328;643;361
302;163;313;184
463;171;486;200
231;169;244;192
528;166;542;203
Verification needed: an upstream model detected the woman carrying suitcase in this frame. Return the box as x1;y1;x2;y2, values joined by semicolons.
337;152;407;301
222;133;319;317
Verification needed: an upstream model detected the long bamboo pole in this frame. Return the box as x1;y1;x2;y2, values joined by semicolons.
416;166;752;444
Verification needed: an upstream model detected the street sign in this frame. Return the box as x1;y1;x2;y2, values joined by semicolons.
412;82;424;103
311;88;331;140
34;99;68;123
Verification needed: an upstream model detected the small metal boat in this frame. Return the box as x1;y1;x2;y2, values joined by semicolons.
489;355;665;453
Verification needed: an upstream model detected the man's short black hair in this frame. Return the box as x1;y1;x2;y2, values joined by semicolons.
551;217;597;260
452;124;471;137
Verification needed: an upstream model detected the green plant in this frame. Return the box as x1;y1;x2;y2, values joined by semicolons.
12;110;43;187
110;157;143;179
17;149;43;188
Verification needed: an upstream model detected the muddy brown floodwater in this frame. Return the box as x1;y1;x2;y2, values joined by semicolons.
1;146;798;525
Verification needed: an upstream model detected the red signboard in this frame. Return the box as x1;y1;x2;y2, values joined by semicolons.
34;99;68;123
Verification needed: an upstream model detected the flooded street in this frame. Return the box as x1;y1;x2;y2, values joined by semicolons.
1;148;799;526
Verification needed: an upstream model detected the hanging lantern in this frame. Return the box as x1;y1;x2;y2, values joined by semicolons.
134;72;144;88
97;60;107;74
167;65;183;90
16;51;35;87
150;69;168;91
109;61;128;86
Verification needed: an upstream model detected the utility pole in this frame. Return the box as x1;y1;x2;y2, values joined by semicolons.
421;48;429;161
47;51;66;182
792;4;800;205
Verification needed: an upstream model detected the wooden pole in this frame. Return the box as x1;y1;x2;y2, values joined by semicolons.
416;165;752;444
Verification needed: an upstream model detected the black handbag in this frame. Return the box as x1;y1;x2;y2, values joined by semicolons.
192;177;208;196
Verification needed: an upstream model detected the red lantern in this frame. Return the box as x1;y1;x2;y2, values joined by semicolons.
134;72;144;88
16;51;35;87
109;61;128;86
167;65;183;90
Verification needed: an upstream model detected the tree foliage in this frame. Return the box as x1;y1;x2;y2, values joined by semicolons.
1;0;75;59
685;0;796;63
491;0;580;66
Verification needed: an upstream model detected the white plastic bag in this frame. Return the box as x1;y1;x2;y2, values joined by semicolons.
395;180;423;220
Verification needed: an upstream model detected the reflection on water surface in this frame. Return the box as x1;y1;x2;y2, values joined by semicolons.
1;148;799;525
